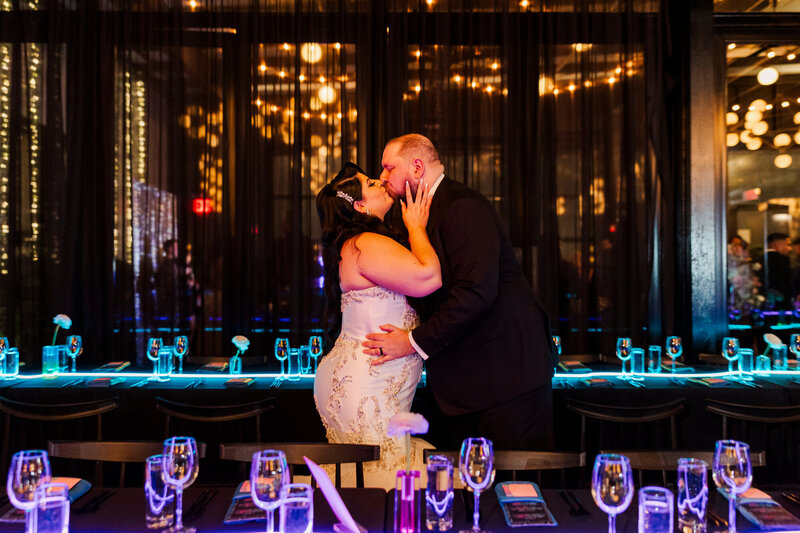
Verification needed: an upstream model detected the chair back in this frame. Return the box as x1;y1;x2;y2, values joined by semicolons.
219;442;380;488
601;449;767;487
154;396;274;441
705;399;800;483
47;440;208;487
1;396;119;477
423;449;585;487
566;397;686;452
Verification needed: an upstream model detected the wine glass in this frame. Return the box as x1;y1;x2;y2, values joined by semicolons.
665;336;682;372
552;336;562;357
458;437;495;533
616;338;633;375
274;338;289;377
722;337;740;374
173;336;188;374
0;337;8;376
7;449;52;533
713;440;752;533
591;453;634;533
162;436;199;533
65;335;82;372
251;449;289;533
147;338;163;380
789;334;800;361
309;336;323;373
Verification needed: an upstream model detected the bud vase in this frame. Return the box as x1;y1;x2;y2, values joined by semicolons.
394;470;420;533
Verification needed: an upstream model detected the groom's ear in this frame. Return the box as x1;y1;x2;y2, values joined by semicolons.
412;157;425;178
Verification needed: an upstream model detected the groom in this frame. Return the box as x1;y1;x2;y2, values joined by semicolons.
364;134;557;450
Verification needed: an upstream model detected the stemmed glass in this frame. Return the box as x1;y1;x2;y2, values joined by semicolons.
274;338;289;377
713;440;752;533
591;453;634;533
173;336;188;374
552;336;562;357
147;338;164;380
0;337;8;376
722;338;740;374
459;437;495;533
790;334;800;361
309;336;323;373
6;449;52;533
666;336;682;372
616;338;633;375
65;335;82;372
162;436;199;533
250;449;289;533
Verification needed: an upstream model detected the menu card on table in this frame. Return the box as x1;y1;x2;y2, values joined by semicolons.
494;481;557;527
719;487;800;531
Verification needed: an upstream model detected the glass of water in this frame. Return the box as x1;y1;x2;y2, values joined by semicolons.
677;458;708;533
279;483;313;533
426;455;454;531
638;486;673;533
33;482;70;533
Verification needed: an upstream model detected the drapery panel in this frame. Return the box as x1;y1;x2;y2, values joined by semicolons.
0;0;673;367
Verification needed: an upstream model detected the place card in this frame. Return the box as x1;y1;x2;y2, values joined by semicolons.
87;377;126;388
224;377;254;388
557;361;591;373
198;361;228;373
92;361;130;372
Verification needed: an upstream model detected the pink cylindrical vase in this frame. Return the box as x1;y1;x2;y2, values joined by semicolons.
394;470;421;533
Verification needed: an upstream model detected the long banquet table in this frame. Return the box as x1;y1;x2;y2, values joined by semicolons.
0;485;796;532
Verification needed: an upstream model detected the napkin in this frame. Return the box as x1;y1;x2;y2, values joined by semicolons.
304;456;364;533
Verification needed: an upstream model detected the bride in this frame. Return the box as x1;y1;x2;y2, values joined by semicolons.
314;162;440;488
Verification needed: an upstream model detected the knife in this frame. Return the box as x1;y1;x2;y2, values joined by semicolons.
566;491;590;515
558;490;579;515
708;509;728;529
74;489;116;514
783;492;800;506
184;488;212;522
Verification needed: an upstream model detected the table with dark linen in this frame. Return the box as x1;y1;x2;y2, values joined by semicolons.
2;486;799;532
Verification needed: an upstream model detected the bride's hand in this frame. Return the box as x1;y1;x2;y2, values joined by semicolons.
401;180;432;230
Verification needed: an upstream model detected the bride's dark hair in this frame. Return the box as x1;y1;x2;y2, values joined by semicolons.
316;162;405;347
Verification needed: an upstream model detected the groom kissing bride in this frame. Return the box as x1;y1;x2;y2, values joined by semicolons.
314;134;556;488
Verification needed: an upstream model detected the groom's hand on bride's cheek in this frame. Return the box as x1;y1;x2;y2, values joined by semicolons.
363;324;414;365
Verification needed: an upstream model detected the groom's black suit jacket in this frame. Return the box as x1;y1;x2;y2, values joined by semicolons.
411;176;556;416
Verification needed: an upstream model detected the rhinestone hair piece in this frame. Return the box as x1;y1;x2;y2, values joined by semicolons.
336;190;354;204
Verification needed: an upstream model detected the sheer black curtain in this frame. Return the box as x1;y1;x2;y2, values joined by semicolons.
0;0;674;368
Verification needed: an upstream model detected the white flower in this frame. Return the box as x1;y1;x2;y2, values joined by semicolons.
232;335;250;353
53;314;72;329
387;412;429;437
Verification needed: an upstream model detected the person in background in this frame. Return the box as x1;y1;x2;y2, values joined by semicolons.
761;232;793;310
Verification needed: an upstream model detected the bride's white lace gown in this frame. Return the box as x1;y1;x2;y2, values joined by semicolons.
314;286;431;489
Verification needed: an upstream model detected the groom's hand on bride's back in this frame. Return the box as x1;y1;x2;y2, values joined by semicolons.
363;324;415;365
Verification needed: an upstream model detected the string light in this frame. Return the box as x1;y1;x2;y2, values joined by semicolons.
728;43;737;50
788;53;796;61
259;63;267;73
0;35;9;275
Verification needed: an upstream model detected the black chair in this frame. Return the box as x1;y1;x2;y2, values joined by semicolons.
566;397;687;453
47;440;208;487
706;399;800;477
0;396;119;475
154;396;275;441
219;442;380;488
423;449;585;487
600;449;767;487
